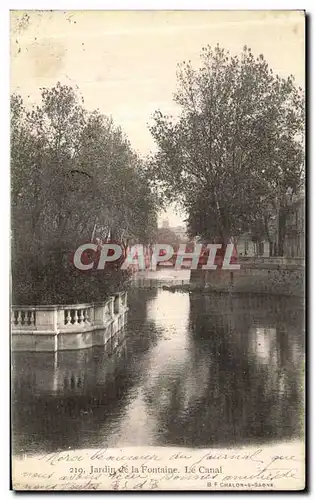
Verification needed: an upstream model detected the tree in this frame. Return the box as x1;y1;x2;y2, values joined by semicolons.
149;45;304;252
11;83;158;304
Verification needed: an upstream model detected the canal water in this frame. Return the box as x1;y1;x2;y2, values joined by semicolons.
12;272;304;457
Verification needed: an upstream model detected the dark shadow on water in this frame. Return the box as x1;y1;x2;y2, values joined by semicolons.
147;294;304;447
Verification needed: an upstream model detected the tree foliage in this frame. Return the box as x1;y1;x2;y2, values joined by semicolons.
149;45;304;248
11;83;158;304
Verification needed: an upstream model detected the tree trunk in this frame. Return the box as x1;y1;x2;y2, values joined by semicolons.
110;224;118;242
277;206;288;257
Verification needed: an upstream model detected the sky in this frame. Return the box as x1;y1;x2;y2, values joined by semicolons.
10;10;305;226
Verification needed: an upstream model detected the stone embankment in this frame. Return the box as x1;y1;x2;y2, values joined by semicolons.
11;291;128;352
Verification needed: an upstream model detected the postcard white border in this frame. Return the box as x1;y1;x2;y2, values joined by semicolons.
3;1;312;497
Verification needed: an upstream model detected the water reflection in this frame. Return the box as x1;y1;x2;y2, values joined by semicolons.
12;288;304;456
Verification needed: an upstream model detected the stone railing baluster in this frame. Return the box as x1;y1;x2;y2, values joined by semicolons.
65;309;71;326
73;310;78;325
78;309;83;324
85;309;89;324
16;310;21;326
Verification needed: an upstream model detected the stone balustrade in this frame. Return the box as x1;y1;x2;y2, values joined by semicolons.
238;256;305;268
11;291;128;352
12;308;36;328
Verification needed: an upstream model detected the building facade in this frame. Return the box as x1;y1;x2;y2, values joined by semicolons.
283;197;305;258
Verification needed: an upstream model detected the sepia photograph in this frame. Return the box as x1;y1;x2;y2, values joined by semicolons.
10;9;305;491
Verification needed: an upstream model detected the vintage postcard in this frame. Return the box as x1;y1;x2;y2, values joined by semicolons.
11;10;305;491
